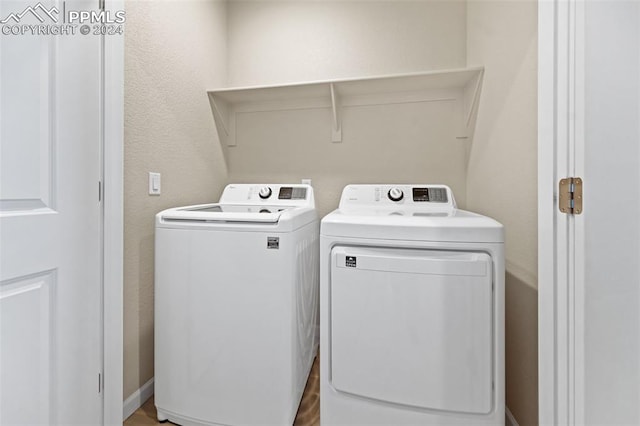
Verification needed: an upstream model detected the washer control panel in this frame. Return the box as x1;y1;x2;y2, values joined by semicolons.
340;184;455;209
220;184;314;207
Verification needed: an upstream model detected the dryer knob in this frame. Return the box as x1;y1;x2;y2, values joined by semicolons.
388;187;404;202
258;186;272;199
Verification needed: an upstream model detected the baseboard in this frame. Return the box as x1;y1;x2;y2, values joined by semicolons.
506;406;519;426
122;377;154;421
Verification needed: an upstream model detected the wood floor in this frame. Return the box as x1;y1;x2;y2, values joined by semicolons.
124;355;320;426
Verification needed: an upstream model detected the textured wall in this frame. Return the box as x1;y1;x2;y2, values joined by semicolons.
227;0;467;87
225;0;468;216
227;101;469;218
123;0;227;400
466;1;538;425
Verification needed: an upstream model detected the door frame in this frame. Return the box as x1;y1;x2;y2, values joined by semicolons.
103;0;124;423
538;0;585;424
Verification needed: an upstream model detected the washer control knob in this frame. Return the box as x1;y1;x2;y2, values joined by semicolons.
388;187;404;202
258;186;272;199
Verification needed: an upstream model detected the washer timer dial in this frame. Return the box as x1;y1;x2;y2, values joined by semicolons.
258;186;272;199
387;187;404;202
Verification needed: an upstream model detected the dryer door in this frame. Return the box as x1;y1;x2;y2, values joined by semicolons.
330;246;493;414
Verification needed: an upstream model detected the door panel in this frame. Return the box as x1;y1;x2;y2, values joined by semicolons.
0;0;103;424
0;271;54;424
329;246;493;414
580;1;640;424
0;34;53;210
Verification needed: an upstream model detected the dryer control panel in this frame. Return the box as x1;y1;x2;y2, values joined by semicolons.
339;184;456;210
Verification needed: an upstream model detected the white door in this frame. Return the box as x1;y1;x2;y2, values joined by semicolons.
578;1;640;423
329;246;493;414
539;1;640;424
0;0;103;424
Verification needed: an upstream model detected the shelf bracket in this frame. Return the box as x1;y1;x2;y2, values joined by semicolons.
330;83;342;143
209;96;229;137
465;68;484;127
456;68;484;139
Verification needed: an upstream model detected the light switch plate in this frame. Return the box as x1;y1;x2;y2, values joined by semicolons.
149;172;161;195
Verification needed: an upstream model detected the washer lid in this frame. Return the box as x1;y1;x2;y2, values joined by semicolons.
159;204;294;223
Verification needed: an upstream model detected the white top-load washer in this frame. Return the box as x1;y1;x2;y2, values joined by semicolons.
155;183;319;426
320;184;504;425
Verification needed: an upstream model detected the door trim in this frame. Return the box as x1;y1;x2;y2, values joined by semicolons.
103;0;124;423
538;0;581;424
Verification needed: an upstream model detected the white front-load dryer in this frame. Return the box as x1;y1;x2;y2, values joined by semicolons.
320;184;504;425
155;184;319;426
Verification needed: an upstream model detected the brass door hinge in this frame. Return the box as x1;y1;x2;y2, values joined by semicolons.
559;177;583;215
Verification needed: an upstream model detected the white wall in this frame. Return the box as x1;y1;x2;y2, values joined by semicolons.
228;101;469;216
123;0;228;401
466;1;538;425
227;0;466;86
225;0;469;216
